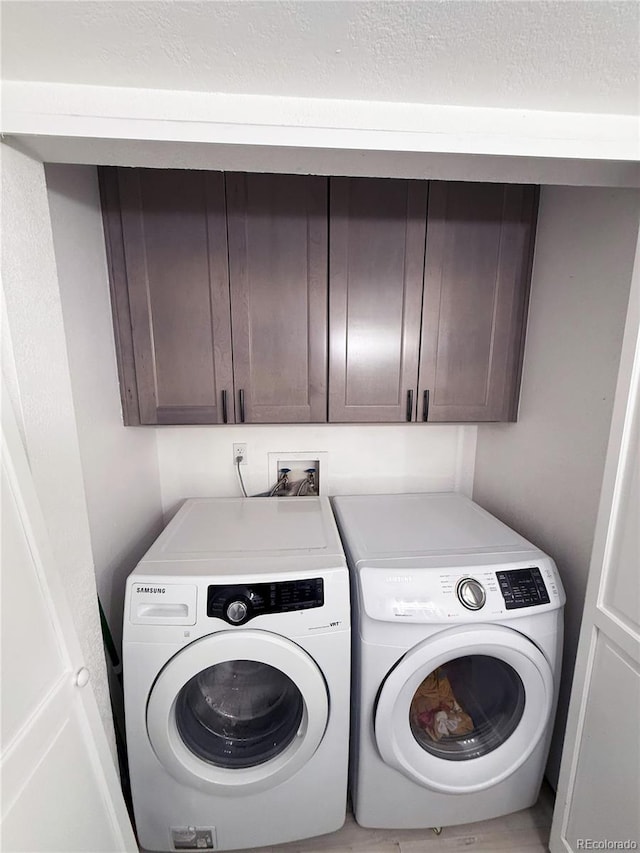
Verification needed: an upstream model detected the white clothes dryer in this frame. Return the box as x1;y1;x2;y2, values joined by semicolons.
123;497;350;852
332;492;565;830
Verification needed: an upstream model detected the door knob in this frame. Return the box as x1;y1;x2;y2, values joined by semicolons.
75;667;91;688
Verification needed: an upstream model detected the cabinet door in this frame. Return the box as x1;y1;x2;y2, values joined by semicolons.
329;178;427;422
101;168;234;425
418;183;537;423
226;173;328;423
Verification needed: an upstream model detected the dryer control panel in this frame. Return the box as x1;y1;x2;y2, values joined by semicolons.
358;554;564;623
208;579;324;625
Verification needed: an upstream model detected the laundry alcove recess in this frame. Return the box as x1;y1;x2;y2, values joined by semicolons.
99;169;538;426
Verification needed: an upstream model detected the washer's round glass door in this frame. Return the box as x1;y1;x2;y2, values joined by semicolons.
374;625;554;794
409;655;525;761
175;660;304;768
146;630;329;795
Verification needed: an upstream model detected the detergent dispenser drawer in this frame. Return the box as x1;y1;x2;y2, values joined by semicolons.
130;583;197;625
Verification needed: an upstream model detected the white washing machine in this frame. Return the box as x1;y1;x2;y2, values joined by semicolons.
123;497;350;852
332;492;565;830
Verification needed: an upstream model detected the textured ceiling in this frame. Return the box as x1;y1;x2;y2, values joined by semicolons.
2;0;639;115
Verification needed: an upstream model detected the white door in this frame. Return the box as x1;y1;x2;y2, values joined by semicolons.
549;237;640;848
146;629;329;795
0;387;137;853
374;625;554;794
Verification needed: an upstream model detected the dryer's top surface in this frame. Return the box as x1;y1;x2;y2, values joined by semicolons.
332;492;538;566
136;497;346;572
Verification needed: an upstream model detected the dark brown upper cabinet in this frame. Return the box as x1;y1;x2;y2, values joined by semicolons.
226;173;328;423
418;182;537;422
100;167;234;425
328;178;537;423
101;169;328;425
329;177;428;422
101;168;536;426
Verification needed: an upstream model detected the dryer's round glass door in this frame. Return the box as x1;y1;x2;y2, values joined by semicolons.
175;660;304;768
374;625;554;794
409;655;525;761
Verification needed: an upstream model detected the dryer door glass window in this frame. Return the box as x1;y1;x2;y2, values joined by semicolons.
409;655;525;761
175;660;304;768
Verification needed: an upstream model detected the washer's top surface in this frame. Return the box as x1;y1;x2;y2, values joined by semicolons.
135;497;346;574
332;492;536;566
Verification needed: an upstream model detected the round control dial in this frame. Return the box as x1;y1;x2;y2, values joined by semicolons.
226;600;248;624
456;577;486;610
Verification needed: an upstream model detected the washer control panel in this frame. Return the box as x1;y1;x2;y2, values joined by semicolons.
496;567;550;609
207;579;324;625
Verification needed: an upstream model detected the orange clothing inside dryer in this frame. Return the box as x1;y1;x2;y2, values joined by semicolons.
410;668;474;742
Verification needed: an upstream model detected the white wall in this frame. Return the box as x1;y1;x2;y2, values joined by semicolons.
5;2;638;115
45;164;165;650
1;144;114;747
473;185;640;788
157;424;476;517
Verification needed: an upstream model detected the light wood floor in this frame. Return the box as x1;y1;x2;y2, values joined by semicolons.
234;783;554;853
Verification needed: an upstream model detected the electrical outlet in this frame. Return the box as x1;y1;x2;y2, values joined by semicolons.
233;443;248;465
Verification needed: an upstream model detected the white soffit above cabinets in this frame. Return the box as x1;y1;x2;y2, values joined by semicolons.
2;0;638;114
1;0;638;180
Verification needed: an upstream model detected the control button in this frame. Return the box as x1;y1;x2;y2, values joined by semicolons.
456;578;487;611
226;600;248;624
